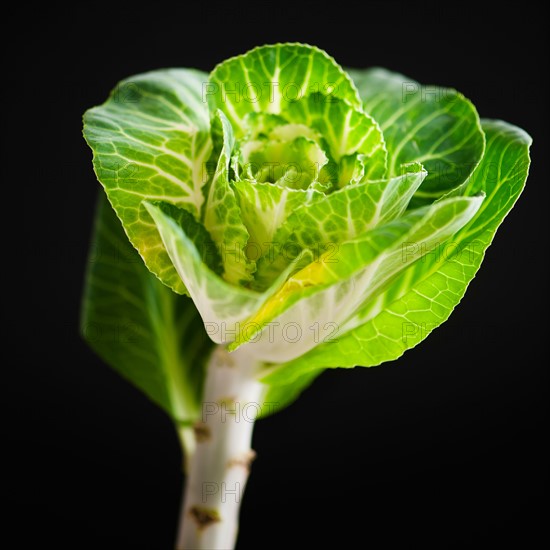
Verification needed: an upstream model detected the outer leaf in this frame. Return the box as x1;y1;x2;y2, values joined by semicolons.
262;120;531;385
81;194;213;423
208;43;361;135
83;69;212;294
144;201;313;344
284;93;387;181
204;111;255;284
348;68;485;203
233;195;482;362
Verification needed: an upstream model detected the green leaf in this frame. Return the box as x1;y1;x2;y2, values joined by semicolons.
83;69;212;294
203;111;256;285
81;194;213;424
284;164;427;248
253;164;426;288
151;201;223;275
348;68;485;203
283;92;387;181
262;119;531;386
232;179;324;261
232;195;482;361
144;201;314;344
208;43;361;136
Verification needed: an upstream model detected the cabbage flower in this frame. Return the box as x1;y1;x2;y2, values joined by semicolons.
82;44;531;549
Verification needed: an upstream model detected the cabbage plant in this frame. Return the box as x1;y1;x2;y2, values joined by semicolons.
82;44;531;549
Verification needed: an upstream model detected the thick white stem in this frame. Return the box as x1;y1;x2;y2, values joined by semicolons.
176;345;264;550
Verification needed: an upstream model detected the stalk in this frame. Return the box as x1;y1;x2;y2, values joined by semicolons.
176;345;264;550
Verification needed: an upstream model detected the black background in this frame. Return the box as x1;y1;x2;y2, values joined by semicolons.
13;3;547;548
